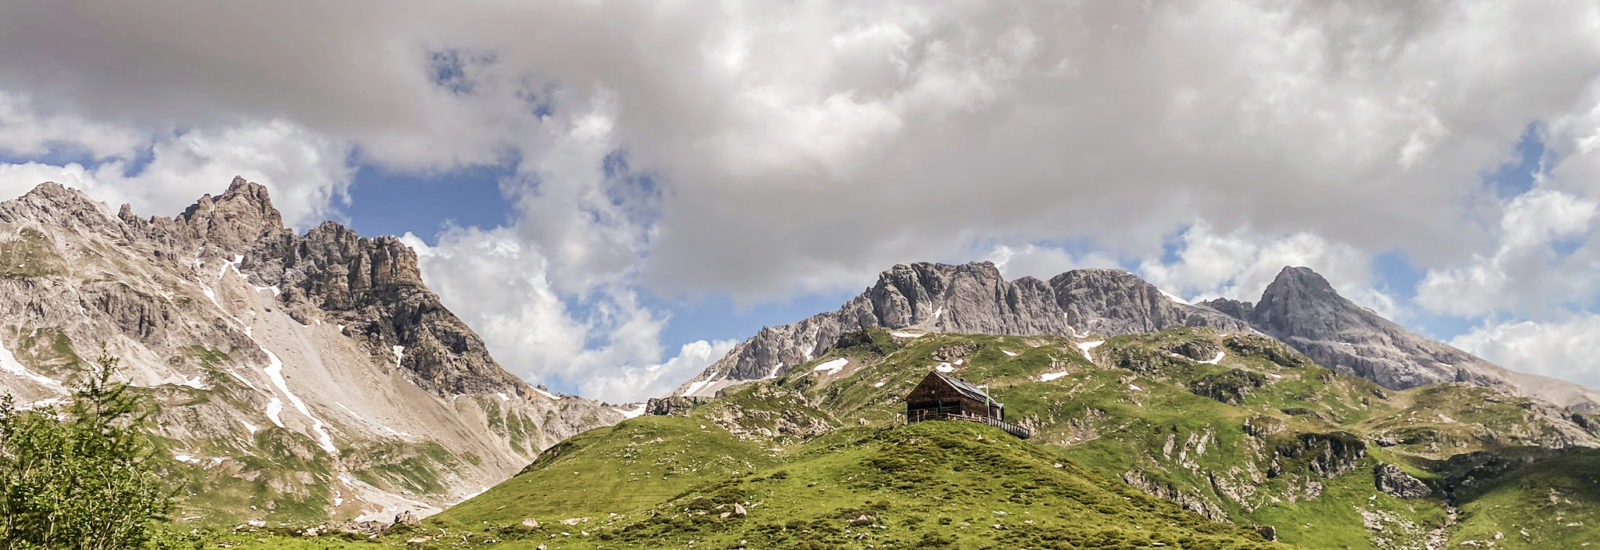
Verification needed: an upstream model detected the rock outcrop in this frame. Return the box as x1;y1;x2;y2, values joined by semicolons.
1374;463;1430;499
0;178;626;524
1202;266;1600;411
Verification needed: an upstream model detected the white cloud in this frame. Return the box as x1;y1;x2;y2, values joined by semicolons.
0;120;351;228
1453;316;1600;388
401;227;717;403
579;339;739;404
0;2;1596;301
2;1;1600;395
1417;188;1598;318
1136;223;1397;317
984;244;1119;281
0;91;148;159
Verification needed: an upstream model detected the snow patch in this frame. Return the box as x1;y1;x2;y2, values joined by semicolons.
1128;383;1144;392
615;404;647;419
173;453;202;465
890;330;924;338
1002;350;1019;357
224;370;259;392
1076;340;1104;362
533;387;562;400
1063;320;1088;338
0;341;63;389
1040;371;1070;382
23;397;63;410
1267;373;1283;379
873;381;885;388
935;362;955;373
264;398;285;428
1157;288;1190;305
178;375;208;390
1201;351;1225;365
496;392;509;402
811;357;848;375
260;346;337;453
392;345;404;369
240;419;258;435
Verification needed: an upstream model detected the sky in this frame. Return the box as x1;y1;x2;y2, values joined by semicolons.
1;1;1599;403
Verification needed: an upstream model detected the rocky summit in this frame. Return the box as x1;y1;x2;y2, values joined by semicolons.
1202;266;1600;412
679;261;1600;415
676;261;1247;396
0;178;632;526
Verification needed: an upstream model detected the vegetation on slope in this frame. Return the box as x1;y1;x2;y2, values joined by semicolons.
191;326;1600;548
0;356;171;549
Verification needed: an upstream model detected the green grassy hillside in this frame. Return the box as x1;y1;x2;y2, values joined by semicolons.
205;420;1282;549
196;327;1600;548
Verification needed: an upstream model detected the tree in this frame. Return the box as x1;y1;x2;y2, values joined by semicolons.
0;354;171;549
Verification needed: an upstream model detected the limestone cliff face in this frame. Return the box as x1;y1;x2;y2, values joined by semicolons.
678;261;1597;414
0;177;626;524
1201;266;1600;411
676;261;1245;396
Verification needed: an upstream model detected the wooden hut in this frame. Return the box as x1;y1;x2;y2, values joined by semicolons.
905;371;1030;439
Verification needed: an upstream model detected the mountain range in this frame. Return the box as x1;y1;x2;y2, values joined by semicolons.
0;178;630;525
675;261;1600;413
3;179;1598;548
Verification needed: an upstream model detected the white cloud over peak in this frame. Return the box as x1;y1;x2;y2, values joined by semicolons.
1136;223;1398;317
3;1;1600;396
984;244;1119;281
0;120;351;228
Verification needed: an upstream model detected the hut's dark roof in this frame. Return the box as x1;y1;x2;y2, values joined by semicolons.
929;371;1002;408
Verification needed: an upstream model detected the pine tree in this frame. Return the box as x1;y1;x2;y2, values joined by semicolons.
0;354;171;549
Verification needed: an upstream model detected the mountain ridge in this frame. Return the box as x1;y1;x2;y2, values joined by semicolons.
677;261;1598;413
1202;266;1600;412
0;177;630;525
676;261;1248;396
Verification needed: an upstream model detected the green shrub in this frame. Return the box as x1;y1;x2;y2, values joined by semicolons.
0;355;171;549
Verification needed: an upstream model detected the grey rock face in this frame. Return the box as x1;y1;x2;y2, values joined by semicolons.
677;261;1246;395
1374;463;1430;499
1051;269;1250;336
1201;266;1600;410
0;178;625;520
251;221;522;395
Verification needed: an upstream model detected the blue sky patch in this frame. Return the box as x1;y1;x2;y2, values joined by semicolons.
339;161;518;244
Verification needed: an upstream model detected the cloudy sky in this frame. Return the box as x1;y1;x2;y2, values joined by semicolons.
2;1;1598;402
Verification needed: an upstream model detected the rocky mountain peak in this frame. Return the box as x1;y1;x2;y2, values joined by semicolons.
176;176;286;254
1199;266;1600;410
21;181;90;204
0;181;119;232
0;178;630;521
677;261;1248;396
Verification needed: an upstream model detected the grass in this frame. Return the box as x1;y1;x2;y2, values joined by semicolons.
0;227;66;279
1445;447;1600;548
177;326;1600;548
431;415;780;530
421;421;1284;549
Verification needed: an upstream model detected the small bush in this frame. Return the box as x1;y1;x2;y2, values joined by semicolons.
0;355;172;549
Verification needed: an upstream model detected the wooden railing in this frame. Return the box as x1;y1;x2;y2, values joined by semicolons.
910;410;1032;439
